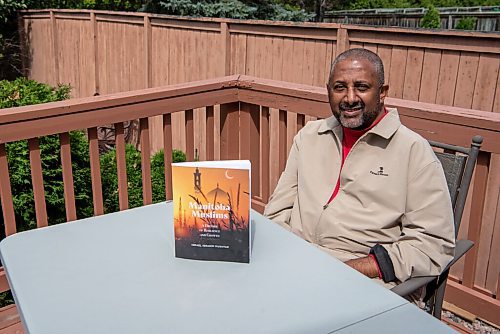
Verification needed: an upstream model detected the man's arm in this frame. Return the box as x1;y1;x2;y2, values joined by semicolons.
377;158;455;283
345;256;379;278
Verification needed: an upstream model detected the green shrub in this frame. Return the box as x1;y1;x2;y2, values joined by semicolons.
0;77;70;108
420;5;441;29
100;146;187;213
0;79;94;234
455;16;477;30
4;132;93;232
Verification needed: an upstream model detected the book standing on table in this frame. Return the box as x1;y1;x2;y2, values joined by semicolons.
172;160;251;263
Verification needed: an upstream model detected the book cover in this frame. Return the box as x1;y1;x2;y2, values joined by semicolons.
172;160;251;263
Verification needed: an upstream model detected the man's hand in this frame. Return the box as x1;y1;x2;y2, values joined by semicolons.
345;256;379;278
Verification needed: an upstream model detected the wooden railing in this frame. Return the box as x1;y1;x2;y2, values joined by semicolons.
0;76;499;326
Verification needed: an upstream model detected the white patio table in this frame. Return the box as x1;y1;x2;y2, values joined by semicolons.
0;201;455;333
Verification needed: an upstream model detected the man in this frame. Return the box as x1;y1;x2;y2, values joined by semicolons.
264;48;455;289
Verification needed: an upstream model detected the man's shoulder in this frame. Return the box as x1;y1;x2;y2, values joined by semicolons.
297;116;338;136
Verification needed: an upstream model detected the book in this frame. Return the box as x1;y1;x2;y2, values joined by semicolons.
172;160;251;263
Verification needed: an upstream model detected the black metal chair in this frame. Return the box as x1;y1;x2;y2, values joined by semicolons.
390;135;483;319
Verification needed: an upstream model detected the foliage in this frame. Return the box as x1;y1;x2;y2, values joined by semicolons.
420;5;441;29
26;0;144;11
0;0;27;24
4;132;94;231
455;16;477;30
0;77;70;108
141;0;314;21
0;79;94;234
100;146;186;213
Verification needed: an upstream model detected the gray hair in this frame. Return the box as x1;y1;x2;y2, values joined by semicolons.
329;48;385;87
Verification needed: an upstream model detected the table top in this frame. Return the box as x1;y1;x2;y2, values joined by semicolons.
0;202;454;334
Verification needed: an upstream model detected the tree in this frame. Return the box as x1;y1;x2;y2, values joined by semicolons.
420;5;441;29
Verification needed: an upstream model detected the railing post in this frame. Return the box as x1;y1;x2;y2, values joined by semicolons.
220;102;239;160
220;22;231;76
240;103;260;200
336;26;349;56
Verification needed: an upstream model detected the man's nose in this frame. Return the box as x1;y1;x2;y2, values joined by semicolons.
345;87;359;105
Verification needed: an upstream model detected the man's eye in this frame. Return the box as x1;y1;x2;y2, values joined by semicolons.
356;85;369;92
333;85;345;91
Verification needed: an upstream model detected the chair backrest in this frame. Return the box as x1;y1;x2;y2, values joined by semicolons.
428;135;483;237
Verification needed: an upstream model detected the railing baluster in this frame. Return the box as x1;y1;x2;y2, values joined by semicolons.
206;106;214;161
279;109;287;175
0;144;16;235
220;102;240;160
240;103;260;201
114;122;129;210
88;127;104;216
163;114;173;200
297;114;305;132
140;118;152;205
59;132;77;221
28;138;48;228
261;107;270;203
185;109;194;161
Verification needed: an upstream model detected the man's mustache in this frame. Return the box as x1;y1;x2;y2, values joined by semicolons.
339;102;364;111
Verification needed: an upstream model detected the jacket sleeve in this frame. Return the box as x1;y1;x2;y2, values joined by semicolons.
263;134;300;229
382;158;456;282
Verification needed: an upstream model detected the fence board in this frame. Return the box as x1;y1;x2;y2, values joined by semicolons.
55;18;95;98
302;39;315;85
472;54;500;112
436;50;460;106
271;37;284;80
454;52;480;109
419;49;442;103
292;39;305;84
377;44;392;85
388;46;408;99
403;48;424;101
246;34;256;77
325;41;335;82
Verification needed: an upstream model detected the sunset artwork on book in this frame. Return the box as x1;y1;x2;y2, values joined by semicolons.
172;160;251;263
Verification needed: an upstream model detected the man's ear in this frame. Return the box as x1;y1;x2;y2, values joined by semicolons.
379;84;389;103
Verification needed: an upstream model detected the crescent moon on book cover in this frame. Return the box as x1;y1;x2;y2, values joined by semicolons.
225;170;234;179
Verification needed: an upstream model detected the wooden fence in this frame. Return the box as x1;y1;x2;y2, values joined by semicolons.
0;75;499;326
19;10;500;152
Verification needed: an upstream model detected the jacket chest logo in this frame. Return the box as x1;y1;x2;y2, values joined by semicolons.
370;167;388;176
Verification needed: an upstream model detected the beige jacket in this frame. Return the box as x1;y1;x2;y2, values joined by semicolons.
264;108;455;283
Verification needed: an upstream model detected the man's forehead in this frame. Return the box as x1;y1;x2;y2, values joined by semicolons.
330;57;377;81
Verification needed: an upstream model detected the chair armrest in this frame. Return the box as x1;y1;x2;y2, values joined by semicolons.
447;239;474;269
390;275;436;296
390;239;474;297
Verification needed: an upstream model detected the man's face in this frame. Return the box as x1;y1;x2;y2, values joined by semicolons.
327;58;388;130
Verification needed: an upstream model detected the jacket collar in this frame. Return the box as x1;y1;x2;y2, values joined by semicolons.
318;107;401;140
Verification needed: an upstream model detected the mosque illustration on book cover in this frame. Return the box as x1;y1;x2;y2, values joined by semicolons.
172;161;251;263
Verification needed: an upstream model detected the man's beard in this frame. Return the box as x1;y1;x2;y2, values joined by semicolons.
335;100;383;130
